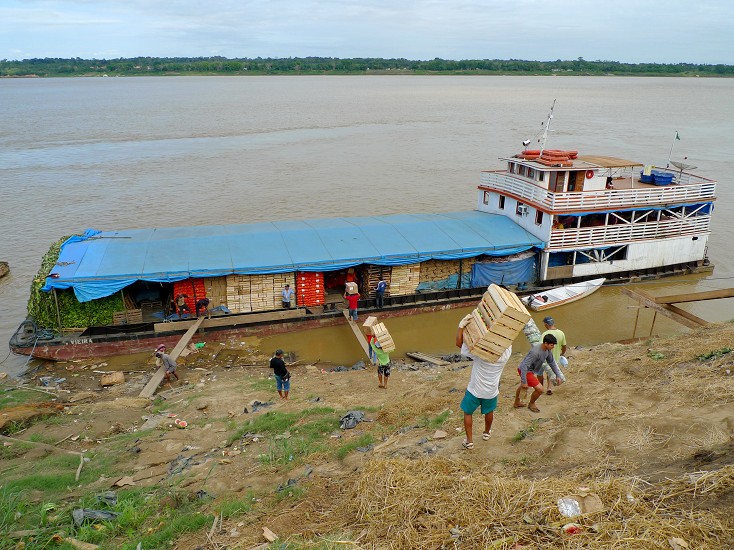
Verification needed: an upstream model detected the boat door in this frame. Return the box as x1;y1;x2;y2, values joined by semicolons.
567;171;586;192
549;171;566;192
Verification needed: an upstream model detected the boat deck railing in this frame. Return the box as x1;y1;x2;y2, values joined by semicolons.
547;216;711;250
480;169;716;212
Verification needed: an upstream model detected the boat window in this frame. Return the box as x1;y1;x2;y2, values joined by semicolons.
498;195;505;209
519;165;526;176
528;168;535;179
535;210;543;225
509;162;516;173
538;171;544;182
483;191;490;205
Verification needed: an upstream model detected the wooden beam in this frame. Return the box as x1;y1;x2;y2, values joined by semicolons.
654;288;734;304
406;352;450;366
153;308;306;333
140;317;205;398
619;287;708;330
342;309;372;362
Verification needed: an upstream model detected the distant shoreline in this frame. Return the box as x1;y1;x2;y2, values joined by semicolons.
2;56;732;78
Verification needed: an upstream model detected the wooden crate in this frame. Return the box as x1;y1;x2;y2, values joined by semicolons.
463;284;530;362
372;322;396;353
112;309;143;325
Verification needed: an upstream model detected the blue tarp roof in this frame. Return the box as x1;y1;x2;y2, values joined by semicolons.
42;211;543;302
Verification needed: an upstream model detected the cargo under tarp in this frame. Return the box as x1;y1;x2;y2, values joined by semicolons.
42;211;543;302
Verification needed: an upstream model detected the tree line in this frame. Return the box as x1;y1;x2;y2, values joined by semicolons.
1;56;732;77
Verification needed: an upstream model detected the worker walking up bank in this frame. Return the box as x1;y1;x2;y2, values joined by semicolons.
514;333;563;413
456;313;512;450
371;340;391;389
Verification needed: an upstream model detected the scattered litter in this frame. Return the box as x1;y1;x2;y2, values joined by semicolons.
72;508;120;526
562;523;583;535
51;535;99;550
340;410;366;430
39;376;66;387
351;361;366;370
277;478;298;492
262;526;278;542
557;497;582;517
275;431;291;440
196;489;214;500
330;366;349;372
250;400;274;413
356;444;374;452
194;342;206;349
167;413;178;418
308;397;321;403
174;419;188;429
95;491;117;506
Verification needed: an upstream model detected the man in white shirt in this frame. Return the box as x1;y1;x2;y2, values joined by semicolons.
281;284;295;308
456;314;512;450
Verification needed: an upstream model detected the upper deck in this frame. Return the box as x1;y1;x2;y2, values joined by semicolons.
479;155;716;213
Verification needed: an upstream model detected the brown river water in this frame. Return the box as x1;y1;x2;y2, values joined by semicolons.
1;76;733;376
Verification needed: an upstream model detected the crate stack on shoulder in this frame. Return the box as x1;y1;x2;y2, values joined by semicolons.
296;272;324;306
463;284;531;362
371;322;396;353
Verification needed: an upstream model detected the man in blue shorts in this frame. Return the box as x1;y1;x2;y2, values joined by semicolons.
456;314;512;450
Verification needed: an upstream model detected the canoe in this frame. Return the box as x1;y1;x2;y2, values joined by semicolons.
522;278;606;311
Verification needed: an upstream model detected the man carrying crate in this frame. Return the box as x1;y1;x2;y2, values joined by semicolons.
456;313;512;450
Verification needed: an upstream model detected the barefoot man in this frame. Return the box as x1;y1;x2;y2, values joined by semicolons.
456;314;512;450
514;333;563;413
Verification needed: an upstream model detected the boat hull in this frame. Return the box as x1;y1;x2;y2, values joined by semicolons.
10;292;485;361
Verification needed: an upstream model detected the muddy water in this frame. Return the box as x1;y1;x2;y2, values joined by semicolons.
2;76;734;376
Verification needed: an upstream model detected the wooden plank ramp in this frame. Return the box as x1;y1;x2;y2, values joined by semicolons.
342;309;372;362
140;317;205;398
405;352;450;366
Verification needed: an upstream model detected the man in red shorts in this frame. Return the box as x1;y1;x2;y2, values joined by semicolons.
514;333;563;413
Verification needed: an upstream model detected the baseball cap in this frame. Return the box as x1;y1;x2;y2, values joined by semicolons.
156;344;166;351
275;349;283;356
542;316;554;325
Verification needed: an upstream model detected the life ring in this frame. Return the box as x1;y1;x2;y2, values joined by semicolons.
585;170;594;179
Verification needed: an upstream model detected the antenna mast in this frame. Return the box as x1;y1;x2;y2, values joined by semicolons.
538;99;556;155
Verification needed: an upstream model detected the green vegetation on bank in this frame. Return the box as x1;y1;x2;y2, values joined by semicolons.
2;56;733;77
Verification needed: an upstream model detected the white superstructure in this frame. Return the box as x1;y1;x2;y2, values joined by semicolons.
477;151;716;283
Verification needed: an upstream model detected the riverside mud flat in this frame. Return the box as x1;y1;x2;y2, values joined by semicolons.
2;323;734;548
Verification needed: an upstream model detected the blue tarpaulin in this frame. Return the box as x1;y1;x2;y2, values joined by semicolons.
42;211;543;302
470;255;537;287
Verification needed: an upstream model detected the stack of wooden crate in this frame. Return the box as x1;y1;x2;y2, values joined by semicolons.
462;284;531;362
371;321;396;352
418;258;478;283
112;309;143;325
364;265;392;297
225;273;297;313
226;275;252;313
389;263;421;296
203;276;228;309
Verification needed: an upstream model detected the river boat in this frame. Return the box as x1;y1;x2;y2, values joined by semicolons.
9;106;716;361
521;277;606;311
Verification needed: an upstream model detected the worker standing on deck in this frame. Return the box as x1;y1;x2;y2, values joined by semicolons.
375;276;387;309
456;313;512;450
196;297;211;318
174;294;190;317
281;284;295;308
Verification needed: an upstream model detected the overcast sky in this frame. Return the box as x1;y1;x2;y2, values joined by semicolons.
1;0;731;64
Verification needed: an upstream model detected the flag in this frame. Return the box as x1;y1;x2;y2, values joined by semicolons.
675;131;681;141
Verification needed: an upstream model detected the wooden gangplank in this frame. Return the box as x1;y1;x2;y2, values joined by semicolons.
342;310;372;362
140;317;205;398
620;287;709;330
405;352;450;366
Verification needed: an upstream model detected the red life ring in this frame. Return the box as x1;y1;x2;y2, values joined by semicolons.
585;170;594;179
